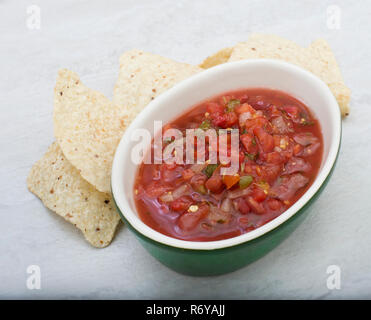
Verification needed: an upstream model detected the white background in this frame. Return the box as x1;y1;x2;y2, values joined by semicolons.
1;0;370;299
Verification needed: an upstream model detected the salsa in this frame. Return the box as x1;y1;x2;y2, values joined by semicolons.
133;88;323;241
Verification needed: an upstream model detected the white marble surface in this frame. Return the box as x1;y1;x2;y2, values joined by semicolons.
1;0;370;299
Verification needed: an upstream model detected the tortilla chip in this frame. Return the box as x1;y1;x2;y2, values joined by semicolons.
228;34;350;116
54;69;127;193
199;47;233;69
309;39;350;116
113;50;202;125
27;142;120;248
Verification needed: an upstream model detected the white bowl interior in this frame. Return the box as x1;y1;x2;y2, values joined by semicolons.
112;59;341;250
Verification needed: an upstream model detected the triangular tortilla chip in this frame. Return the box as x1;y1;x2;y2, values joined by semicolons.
53;69;127;193
199;47;233;69
228;34;350;116
27;142;121;247
113;49;202;124
308;39;350;116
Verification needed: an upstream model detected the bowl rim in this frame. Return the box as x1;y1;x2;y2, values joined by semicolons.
111;59;341;251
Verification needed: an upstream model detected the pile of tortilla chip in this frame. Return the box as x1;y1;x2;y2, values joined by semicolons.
27;34;350;248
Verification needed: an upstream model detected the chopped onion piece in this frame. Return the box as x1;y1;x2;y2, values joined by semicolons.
172;184;191;199
209;204;231;224
274;146;282;152
159;192;174;203
227;187;251;199
239;112;252;127
272;116;293;134
293;133;318;146
221;198;232;212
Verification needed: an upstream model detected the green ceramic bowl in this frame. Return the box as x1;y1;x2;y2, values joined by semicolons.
111;60;341;276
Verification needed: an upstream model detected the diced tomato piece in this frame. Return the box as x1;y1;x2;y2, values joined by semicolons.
234;197;250;214
283;105;300;121
267;198;282;211
205;173;224;193
259;164;281;183
251;186;267;202
224;111;238;127
253;127;275;153
210;113;226;128
190;173;207;193
235;103;255;115
240;133;258;155
245;117;268;133
263;151;285;164
247;196;265;214
206;102;224;114
170;196;193;212
210;111;238;128
222;174;240;189
178;203;210;231
293;144;303;156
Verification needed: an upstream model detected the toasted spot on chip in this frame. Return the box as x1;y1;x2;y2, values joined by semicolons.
53;69;128;193
27;142;121;248
113;49;202;125
199;47;233;69
228;34;350;116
